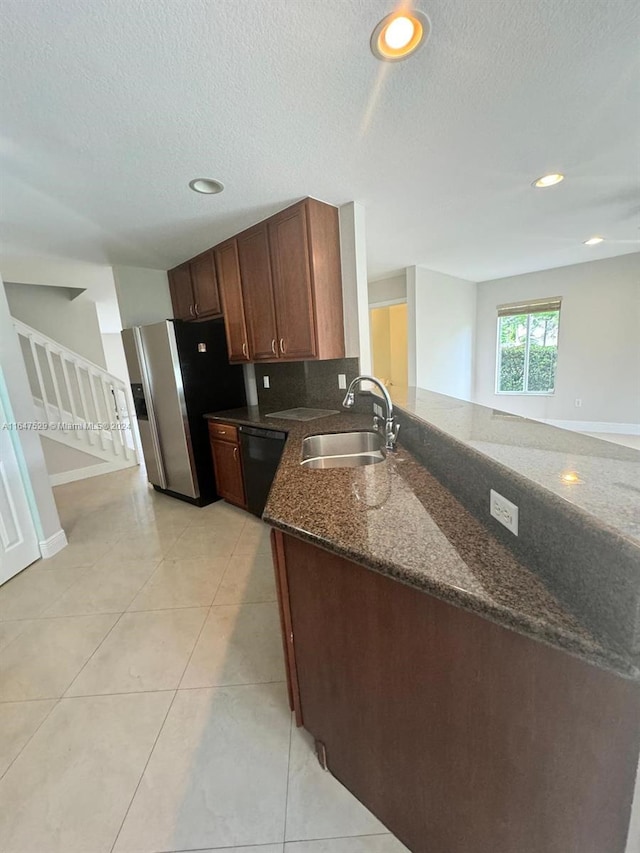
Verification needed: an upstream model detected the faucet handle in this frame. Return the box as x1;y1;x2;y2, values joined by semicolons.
373;414;380;432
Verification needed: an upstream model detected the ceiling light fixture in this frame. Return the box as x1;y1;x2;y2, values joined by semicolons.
532;173;565;188
583;236;604;246
189;178;224;194
560;471;583;484
371;9;431;62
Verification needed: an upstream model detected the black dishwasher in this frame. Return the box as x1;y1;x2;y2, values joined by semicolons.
238;425;286;516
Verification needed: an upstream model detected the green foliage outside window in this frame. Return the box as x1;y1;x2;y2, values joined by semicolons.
497;310;559;393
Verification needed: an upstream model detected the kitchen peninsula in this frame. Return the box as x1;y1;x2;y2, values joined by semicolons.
206;388;640;853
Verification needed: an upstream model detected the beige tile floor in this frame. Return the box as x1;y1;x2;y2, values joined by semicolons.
0;467;409;853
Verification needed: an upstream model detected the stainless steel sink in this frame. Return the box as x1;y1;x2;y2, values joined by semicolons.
300;431;386;469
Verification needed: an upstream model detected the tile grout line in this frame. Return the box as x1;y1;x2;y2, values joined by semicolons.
283;831;396;845
140;839;287;853
174;573;225;691
108;687;180;853
0;695;62;782
282;706;295;844
0;682;288;704
60;608;129;698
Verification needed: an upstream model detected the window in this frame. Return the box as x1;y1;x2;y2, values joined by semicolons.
496;298;561;394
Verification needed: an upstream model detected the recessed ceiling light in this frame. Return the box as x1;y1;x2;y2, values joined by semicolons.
560;471;583;484
583;236;604;246
371;10;431;62
189;178;224;194
532;173;565;188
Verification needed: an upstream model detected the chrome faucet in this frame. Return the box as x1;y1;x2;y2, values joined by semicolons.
342;375;400;451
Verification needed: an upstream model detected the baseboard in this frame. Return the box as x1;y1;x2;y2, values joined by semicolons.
543;419;640;435
49;459;138;487
39;528;68;558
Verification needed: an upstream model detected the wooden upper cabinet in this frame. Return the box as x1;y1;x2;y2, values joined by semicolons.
214;239;249;362
301;199;345;360
190;250;222;318
236;223;279;361
168;263;194;320
269;203;317;359
170;197;345;362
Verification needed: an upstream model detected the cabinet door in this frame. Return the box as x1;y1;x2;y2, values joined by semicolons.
168;263;194;320
210;439;246;508
268;203;317;359
236;224;279;361
214;240;249;361
190;250;222;318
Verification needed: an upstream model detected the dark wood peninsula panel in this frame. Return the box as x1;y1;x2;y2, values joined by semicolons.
271;529;640;853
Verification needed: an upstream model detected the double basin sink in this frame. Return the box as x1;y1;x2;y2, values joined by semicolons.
300;431;386;469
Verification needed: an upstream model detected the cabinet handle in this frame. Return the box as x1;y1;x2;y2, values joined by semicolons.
194;302;199;316
218;430;226;435
242;341;248;358
279;338;286;354
271;339;277;355
189;304;195;317
233;446;238;461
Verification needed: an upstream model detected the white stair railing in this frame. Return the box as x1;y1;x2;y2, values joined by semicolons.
12;318;137;465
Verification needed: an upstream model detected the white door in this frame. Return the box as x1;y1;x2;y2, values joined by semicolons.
0;396;40;584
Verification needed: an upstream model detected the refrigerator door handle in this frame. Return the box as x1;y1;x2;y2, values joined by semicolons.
134;326;167;490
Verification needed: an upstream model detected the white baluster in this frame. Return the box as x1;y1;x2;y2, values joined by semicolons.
59;356;83;442
43;343;65;426
73;363;94;447
28;336;50;418
87;372;107;451
99;376;119;457
111;382;130;460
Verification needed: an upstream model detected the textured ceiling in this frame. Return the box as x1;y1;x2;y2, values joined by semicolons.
1;0;638;281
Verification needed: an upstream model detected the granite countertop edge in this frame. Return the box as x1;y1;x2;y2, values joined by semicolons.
204;407;640;682
394;401;640;555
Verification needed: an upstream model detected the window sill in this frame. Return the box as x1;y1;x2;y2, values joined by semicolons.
495;391;556;397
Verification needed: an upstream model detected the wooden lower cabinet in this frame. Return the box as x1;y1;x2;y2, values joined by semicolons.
271;530;640;853
209;425;246;509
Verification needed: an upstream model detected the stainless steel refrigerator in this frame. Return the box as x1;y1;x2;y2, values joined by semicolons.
122;318;246;505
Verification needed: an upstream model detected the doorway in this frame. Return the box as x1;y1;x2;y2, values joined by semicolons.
0;391;40;582
369;303;408;389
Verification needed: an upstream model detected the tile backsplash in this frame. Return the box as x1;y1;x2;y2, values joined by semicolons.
255;358;361;411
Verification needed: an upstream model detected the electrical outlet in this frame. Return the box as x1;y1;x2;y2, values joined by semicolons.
574;398;582;408
490;489;519;536
338;374;347;389
263;376;270;389
373;403;384;418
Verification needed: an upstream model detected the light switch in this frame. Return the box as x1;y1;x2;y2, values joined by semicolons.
338;374;347;389
263;376;270;389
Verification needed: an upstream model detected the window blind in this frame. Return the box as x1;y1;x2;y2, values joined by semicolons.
497;297;561;317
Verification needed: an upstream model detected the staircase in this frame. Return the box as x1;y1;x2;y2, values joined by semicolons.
13;319;138;481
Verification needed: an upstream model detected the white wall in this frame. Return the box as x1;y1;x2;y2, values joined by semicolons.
0;255;121;333
101;332;130;383
5;282;107;367
408;266;477;400
40;437;104;476
368;272;407;306
474;254;640;425
339;202;370;371
113;265;172;329
0;276;64;547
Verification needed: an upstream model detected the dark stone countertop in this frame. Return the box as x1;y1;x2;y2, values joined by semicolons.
204;405;640;681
